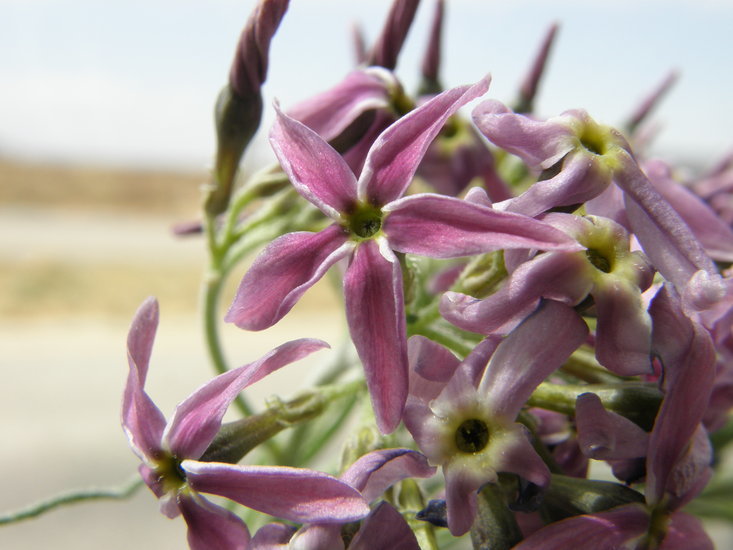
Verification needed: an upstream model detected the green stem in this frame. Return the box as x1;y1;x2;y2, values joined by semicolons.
202;213;255;418
0;475;143;526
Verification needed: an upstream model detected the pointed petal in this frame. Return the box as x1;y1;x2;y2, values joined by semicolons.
383;194;582;258
479;300;588;420
661;511;714;550
359;77;490;205
494;428;551;487
645;159;733;262
183;461;370;524
646;286;716;502
512;504;649;550
350;501;421;550
497;153;610;217
123;297;166;461
592;279;652;376
407;335;461;402
443;463;482;536
341;449;436;503
575;393;649;460
472;99;576;169
270;105;358;217
251;523;297;549
226;226;353;330
616;153;717;290
440;252;590;335
287;68;394;141
289;525;343;550
178;493;251;550
344;239;408;433
165;339;328;459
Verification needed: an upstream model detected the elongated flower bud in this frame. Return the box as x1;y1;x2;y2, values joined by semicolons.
206;0;289;216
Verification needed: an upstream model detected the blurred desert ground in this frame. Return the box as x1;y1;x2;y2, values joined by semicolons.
1;158;732;549
0;158;344;549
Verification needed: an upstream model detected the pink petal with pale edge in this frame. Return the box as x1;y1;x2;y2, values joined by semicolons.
383;193;582;258
226;226;353;330
164;339;328;459
344;239;408;434
178;492;251;550
271;105;358;217
183;461;370;524
359;77;490;205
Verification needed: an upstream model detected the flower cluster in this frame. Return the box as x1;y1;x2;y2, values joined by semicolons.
121;1;733;549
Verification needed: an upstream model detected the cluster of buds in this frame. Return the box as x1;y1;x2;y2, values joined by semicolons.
123;1;733;549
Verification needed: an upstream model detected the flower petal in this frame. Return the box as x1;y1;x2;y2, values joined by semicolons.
511;504;649;550
645;159;733;263
183;461;370;524
359;76;490;205
496;153;610;217
661;511;715;550
472;99;576;169
165;339;328;459
341;448;436;503
646;286;716;502
344;238;408;434
287;67;394;141
178;492;251;550
122;297;166;461
349;501;421;550
440;252;590;335
616;153;717;291
407;335;461;402
289;525;343;550
383;194;582;258
443;462;482;536
270;104;358;217
226;226;353;330
479;300;588;420
251;523;297;549
493;427;551;488
592;279;652;376
575;393;648;460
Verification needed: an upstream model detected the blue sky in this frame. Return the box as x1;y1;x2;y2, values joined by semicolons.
1;0;732;170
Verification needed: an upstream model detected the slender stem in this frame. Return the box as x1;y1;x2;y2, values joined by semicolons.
202;213;255;418
0;475;143;526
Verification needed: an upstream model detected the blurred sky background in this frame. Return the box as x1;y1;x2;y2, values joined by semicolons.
1;0;733;172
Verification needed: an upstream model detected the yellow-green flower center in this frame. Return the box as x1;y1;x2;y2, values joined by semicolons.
455;418;490;454
346;203;383;239
585;247;613;273
154;454;187;494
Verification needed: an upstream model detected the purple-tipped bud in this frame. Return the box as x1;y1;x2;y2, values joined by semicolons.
625;70;679;135
418;0;445;95
514;22;559;113
229;0;289;99
366;0;421;70
206;0;289;216
352;21;368;65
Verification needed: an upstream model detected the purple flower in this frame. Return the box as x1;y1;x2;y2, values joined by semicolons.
124;298;369;550
472;100;721;305
513;286;716;550
226;77;582;434
404;300;588;535
287;449;435;550
441;213;655;376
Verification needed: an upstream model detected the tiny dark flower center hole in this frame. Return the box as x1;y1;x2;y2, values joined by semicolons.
586;248;612;273
455;418;490;454
579;128;606;156
347;204;383;239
